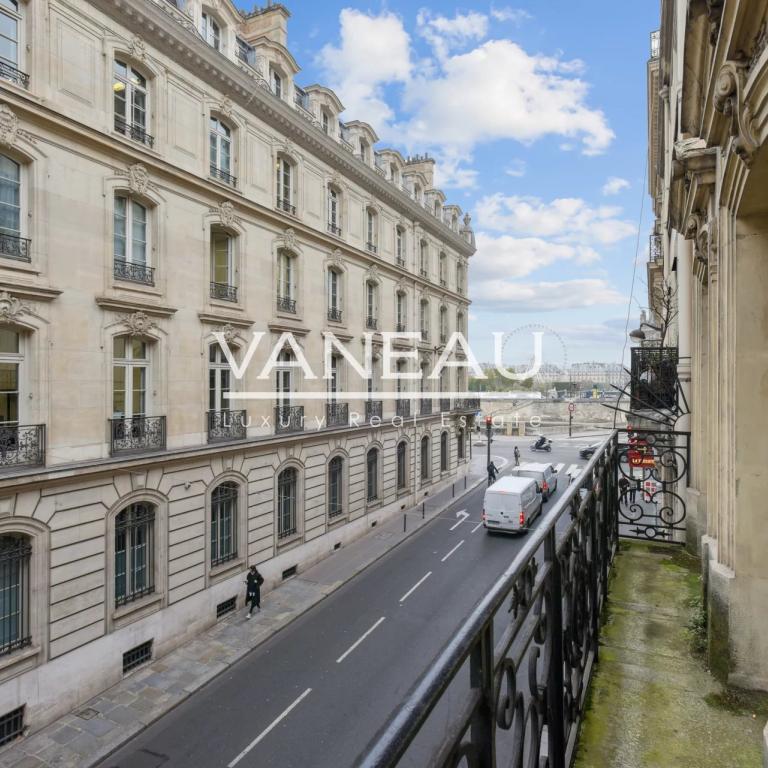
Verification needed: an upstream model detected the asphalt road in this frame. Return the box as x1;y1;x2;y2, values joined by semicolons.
99;436;594;768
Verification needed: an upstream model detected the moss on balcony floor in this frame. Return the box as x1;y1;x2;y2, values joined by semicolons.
574;540;768;768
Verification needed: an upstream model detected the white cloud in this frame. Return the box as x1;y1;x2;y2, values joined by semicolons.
602;176;630;195
417;10;489;60
490;7;532;24
470;278;625;311
505;159;527;177
476;194;636;245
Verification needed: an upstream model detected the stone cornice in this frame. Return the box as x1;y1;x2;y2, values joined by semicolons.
0;280;61;302
97;0;475;257
197;311;254;328
95;296;178;317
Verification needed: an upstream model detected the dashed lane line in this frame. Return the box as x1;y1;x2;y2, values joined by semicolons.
441;540;465;562
336;617;387;664
399;572;432;604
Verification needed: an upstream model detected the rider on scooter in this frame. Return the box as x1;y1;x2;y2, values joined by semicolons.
534;435;547;449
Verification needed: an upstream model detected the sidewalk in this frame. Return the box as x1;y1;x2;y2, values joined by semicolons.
0;457;493;768
575;541;768;768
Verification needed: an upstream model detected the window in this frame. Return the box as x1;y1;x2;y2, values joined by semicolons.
456;263;464;292
439;253;447;285
328;186;341;235
452;213;459;232
236;37;254;66
359;139;370;164
211;482;237;566
112;336;148;419
439;306;448;343
457;311;465;336
420;436;430;481
396;441;407;491
327;268;341;321
440;432;448;472
395;226;405;265
328;354;340;400
328;456;343;519
209;342;233;413
209;117;234;184
113;60;151;145
0;0;24;85
114;195;153;284
366;448;379;502
366;208;377;253
458;427;465;460
271;69;282;98
201;13;221;50
366;281;378;328
419;241;428;276
0;534;31;655
322;111;330;135
0;154;27;260
114;503;155;607
277;467;297;539
277;250;296;311
276;157;294;214
434;200;441;218
390;163;399;184
414;183;422;202
275;349;294;406
0;329;19;427
396;292;406;331
210;230;236;300
420;299;429;341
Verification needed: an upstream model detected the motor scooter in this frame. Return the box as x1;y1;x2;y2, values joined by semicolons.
530;438;552;452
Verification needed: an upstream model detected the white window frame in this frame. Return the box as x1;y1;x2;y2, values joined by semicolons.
0;0;22;74
201;13;221;51
0;153;21;239
113;60;149;136
277;250;295;302
0;329;22;426
208;342;235;413
276;157;293;208
209;117;232;177
112;336;150;419
114;194;149;266
210;230;234;288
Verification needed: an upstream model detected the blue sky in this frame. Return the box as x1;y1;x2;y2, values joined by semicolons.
278;1;657;365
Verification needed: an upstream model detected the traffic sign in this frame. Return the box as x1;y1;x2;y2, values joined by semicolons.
568;402;575;413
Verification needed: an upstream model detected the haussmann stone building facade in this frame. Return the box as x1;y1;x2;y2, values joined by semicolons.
0;0;478;737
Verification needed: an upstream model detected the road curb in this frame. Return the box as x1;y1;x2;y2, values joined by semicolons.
85;469;489;768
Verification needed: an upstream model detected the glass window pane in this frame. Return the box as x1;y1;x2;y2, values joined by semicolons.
113;336;126;359
131;339;147;359
0;329;18;354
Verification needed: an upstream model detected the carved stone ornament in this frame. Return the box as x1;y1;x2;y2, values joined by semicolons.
219;201;236;227
127;164;150;195
0;104;18;147
750;21;768;72
365;265;380;283
328;249;344;272
219;323;237;344
129;35;147;61
283;228;297;251
219;97;233;118
123;311;156;337
0;292;29;324
713;60;759;166
462;212;473;230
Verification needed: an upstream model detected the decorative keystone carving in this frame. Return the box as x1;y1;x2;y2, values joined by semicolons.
219;323;236;343
126;164;150;195
123;311;156;337
714;60;758;166
219;201;236;227
129;35;147;61
0;104;18;147
219;97;233;118
328;249;345;272
0;292;30;324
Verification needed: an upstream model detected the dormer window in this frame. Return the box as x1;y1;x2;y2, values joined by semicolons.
359;139;370;164
390;164;399;184
414;183;422;202
271;69;282;99
201;13;221;51
322;111;331;135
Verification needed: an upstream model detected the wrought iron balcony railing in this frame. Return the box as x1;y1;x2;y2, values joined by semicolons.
210;281;238;302
365;400;383;422
276;197;296;216
0;233;31;263
439;397;451;412
396;399;410;418
356;434;620;768
328;222;342;236
276;295;297;314
440;332;447;344
0;424;45;469
326;402;348;428
396;257;406;267
207;409;247;442
453;398;480;412
0;61;29;88
366;241;378;254
366;316;378;330
114;116;155;148
440;278;446;286
109;415;166;456
327;307;343;323
114;258;155;285
420;329;428;342
275;405;304;434
396;322;406;333
420;269;428;278
649;233;662;263
210;165;237;187
420;399;432;415
630;346;679;412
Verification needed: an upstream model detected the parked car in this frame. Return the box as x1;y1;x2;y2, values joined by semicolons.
482;476;542;535
508;462;558;501
579;441;603;459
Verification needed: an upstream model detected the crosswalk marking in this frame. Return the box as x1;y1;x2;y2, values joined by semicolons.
566;464;580;477
554;463;565;472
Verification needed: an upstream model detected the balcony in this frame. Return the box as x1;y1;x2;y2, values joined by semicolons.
420;269;428;278
366;316;378;330
114;115;155;148
210;165;237;187
276;295;297;314
439;397;451;412
365;400;383;422
207;409;247;442
327;222;342;237
396;399;410;418
109;415;166;456
420;399;432;416
630;346;679;412
0;61;28;88
396;322;406;333
326;402;348;428
276;197;296;216
0;233;31;263
396;257;406;267
366;241;378;255
420;329;428;342
210;282;237;302
327;307;343;323
275;405;304;434
114;258;155;285
440;278;446;287
440;332;447;344
649;233;662;263
453;397;480;412
0;424;45;469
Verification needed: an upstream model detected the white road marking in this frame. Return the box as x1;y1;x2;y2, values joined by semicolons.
449;510;468;530
471;521;483;533
228;687;313;767
399;571;432;603
554;463;565;472
336;617;386;664
566;463;580;477
441;539;465;562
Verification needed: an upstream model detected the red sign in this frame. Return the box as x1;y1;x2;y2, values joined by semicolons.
568;403;575;413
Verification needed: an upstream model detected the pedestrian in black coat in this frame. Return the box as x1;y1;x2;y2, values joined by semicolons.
487;461;498;483
245;565;264;618
628;479;639;504
513;447;520;466
619;477;629;503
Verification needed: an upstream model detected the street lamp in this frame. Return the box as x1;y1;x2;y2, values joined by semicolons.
628;321;662;342
485;415;493;484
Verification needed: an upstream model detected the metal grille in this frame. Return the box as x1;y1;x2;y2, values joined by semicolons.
328;457;343;519
109;416;166;456
0;424;45;468
207;410;247;442
114;504;155;607
396;400;410;418
328;223;342;236
0;706;24;747
326;402;348;428
114;258;155;285
0;61;28;88
114;115;155;147
420;400;432;415
439;398;451;412
275;405;304;434
210;165;237;187
276;197;296;215
366;242;378;254
210;282;238;302
327;307;343;322
211;483;238;566
276;295;297;314
366;316;378;330
122;640;152;674
0;537;31;656
365;400;382;422
0;233;31;263
277;468;297;540
630;346;679;412
216;597;237;619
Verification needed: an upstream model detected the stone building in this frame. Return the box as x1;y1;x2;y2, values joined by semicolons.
0;0;477;736
648;0;768;690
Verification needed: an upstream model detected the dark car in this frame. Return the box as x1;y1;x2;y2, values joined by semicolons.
579;441;603;459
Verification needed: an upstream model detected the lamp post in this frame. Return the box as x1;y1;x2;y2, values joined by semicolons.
485;415;493;484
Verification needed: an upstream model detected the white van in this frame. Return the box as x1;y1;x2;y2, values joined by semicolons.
482;476;542;534
508;462;558;501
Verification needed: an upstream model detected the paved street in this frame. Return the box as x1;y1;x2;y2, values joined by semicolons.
98;435;596;768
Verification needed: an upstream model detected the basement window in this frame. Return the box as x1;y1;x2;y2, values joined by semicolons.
216;596;237;618
123;640;153;675
0;706;24;747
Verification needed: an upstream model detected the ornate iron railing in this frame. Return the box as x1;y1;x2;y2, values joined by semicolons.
114;115;155;147
365;400;383;422
358;433;619;768
276;295;297;314
420;329;428;342
366;242;378;254
328;222;342;236
210;281;238;302
109;416;166;455
630;346;679;412
439;397;451;412
210;165;237;187
396;257;406;267
326;402;348;428
328;307;343;323
420;268;428;278
0;424;45;468
0;233;31;263
207;409;247;442
454;398;480;412
0;538;32;656
366;316;378;330
396;322;406;333
276;197;296;216
114;258;155;285
275;405;304;434
396;399;410;418
0;61;29;88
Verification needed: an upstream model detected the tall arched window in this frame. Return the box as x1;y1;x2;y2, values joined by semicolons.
210;117;234;185
439;252;447;285
396;291;407;332
419;240;428;276
328;456;343;519
210;229;236;300
327;268;342;322
456;262;465;293
276;156;295;214
395;226;405;266
366;448;379;502
0;328;21;427
366;208;378;253
201;12;221;50
457;427;465;460
327;185;341;235
275;349;294;407
113;60;152;146
420;299;429;342
396;440;408;490
440;431;449;472
457;310;465;336
114;503;155;606
271;68;282;98
211;482;238;566
439;306;448;343
365;280;378;329
0;533;31;655
276;250;296;312
0;155;21;244
114;194;152;284
420;435;430;481
112;336;148;419
277;467;298;539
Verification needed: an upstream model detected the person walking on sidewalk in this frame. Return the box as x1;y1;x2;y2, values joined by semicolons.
619;476;629;504
514;446;520;466
628;479;639;504
245;565;264;618
487;460;498;484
